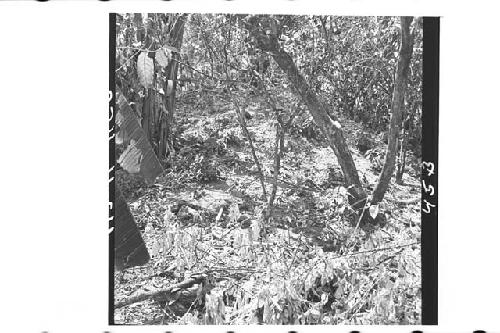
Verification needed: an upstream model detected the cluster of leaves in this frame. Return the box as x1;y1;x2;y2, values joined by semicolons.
115;13;185;160
267;16;422;156
288;114;325;142
167;112;247;184
172;139;224;184
116;14;179;100
181;15;422;157
365;147;387;173
136;196;421;324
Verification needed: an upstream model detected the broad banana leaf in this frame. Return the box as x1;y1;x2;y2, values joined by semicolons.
114;186;150;271
114;87;164;270
115;88;164;184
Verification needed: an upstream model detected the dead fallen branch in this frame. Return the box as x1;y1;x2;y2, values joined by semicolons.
115;274;207;309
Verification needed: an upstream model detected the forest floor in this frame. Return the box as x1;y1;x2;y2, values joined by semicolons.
114;95;421;325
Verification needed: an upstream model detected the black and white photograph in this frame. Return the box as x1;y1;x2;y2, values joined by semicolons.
110;13;436;325
5;0;500;332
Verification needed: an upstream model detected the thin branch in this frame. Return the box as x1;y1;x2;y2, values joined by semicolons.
268;116;283;208
231;97;268;201
332;241;419;260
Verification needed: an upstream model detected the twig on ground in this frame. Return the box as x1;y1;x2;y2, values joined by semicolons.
115;274;207;309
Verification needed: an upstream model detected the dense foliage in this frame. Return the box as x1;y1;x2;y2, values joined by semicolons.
115;14;422;325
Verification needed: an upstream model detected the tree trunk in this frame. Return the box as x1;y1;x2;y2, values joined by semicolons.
396;110;410;183
137;15;158;150
371;17;414;204
246;16;367;209
159;14;188;159
141;91;153;143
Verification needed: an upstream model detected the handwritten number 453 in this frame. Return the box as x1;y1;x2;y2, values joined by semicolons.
421;162;436;214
